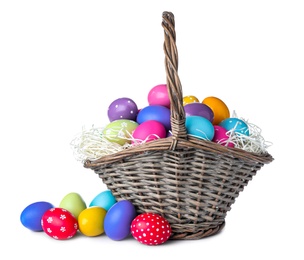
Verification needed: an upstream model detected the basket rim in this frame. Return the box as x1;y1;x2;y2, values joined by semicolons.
84;135;273;168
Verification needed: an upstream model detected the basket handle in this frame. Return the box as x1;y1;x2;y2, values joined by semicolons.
162;11;188;150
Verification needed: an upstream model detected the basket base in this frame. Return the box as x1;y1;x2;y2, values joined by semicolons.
170;221;225;240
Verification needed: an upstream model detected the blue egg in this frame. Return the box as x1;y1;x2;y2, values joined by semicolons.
89;190;117;211
219;117;250;136
185;116;215;140
104;200;137;241
20;201;54;231
136;105;171;131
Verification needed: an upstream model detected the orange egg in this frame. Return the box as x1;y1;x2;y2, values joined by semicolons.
183;95;199;106
202;96;230;125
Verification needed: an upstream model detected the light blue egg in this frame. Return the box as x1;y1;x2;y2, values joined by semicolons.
89;190;117;211
219;117;250;136
185;116;215;140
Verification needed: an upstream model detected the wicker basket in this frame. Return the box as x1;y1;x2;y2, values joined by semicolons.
84;11;274;240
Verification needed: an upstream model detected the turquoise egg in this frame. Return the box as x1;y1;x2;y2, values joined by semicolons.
185;116;215;140
219;117;250;136
89;190;117;211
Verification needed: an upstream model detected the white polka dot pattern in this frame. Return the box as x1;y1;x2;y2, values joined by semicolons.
130;212;171;245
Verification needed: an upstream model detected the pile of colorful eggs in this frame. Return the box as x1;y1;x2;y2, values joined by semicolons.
20;190;172;246
103;84;250;148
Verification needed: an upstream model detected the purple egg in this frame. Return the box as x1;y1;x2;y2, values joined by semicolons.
184;103;214;122
108;97;138;122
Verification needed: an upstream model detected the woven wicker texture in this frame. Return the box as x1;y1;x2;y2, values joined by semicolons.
84;11;274;240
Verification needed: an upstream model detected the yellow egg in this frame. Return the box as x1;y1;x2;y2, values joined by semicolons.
183;95;199;106
202;96;230;125
78;206;107;237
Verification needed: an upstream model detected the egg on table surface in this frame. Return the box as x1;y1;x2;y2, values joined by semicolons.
41;207;78;240
89;189;117;211
104;200;137;241
130;212;172;246
20;201;54;232
78;206;107;237
59;192;87;220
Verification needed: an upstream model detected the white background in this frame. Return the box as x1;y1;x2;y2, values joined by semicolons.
1;0;303;259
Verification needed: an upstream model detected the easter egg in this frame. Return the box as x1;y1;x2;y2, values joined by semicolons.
219;117;250;136
184;102;214;122
132;120;167;144
136;105;171;131
104;200;137;241
107;97;138;122
41;208;78;240
20;201;54;232
103;119;139;146
78;206;107;237
202;96;230;125
130;212;172;246
89;190;117;211
59;192;87;220
183;95;199;106
212;125;235;147
185;115;215;140
148;84;170;108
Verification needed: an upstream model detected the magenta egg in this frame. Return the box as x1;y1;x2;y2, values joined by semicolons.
132;120;166;144
148;84;170;108
212;125;234;147
108;97;138;122
184;103;214;122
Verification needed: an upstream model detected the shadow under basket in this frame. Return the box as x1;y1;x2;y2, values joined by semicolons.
83;11;274;240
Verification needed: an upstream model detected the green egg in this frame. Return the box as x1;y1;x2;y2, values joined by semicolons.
59;192;87;220
102;119;139;146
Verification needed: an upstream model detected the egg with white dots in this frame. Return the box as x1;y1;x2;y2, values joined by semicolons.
108;97;138;122
130;212;172;246
219;117;250;136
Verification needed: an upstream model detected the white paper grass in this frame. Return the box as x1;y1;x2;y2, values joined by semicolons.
71;113;272;163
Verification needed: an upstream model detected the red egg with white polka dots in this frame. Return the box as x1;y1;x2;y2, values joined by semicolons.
130;212;171;245
41;207;78;240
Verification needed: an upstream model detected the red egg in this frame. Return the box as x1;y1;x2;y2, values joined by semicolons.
41;208;78;240
130;212;171;246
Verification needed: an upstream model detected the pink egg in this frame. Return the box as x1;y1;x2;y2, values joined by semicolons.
147;84;170;108
212;125;234;147
132;120;166;144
